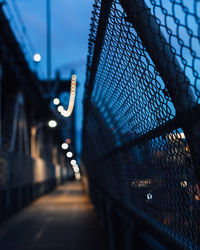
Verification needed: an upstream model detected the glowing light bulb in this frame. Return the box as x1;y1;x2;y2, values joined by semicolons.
57;105;64;112
66;152;73;158
61;143;68;150
63;74;77;118
75;173;81;180
33;53;41;62
53;98;60;105
70;159;76;165
48;120;57;128
73;165;79;173
66;138;71;144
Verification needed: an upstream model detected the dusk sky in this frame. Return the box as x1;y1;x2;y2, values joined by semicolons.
3;0;93;153
13;0;92;80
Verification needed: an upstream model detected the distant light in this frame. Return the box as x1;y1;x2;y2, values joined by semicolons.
48;120;57;128
181;181;187;187
66;152;73;158
33;53;41;62
57;105;64;112
195;195;200;201
61;110;68;117
147;193;152;200
66;138;71;144
167;132;186;141
53;98;60;105
70;159;76;165
73;165;79;173
185;146;190;153
61;110;71;118
61;143;68;150
179;132;186;139
75;172;81;180
63;74;77;117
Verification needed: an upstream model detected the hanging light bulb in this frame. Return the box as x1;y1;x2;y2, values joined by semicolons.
53;98;60;105
66;152;73;158
57;105;64;112
61;143;68;150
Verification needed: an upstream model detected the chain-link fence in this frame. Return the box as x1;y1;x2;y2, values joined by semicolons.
83;0;200;248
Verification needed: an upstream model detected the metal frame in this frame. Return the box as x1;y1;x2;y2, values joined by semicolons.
84;0;113;119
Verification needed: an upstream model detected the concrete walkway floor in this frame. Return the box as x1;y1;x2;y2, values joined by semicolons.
0;182;109;250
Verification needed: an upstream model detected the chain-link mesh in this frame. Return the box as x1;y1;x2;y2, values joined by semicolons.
83;0;200;248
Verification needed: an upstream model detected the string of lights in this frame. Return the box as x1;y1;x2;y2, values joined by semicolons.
60;140;81;180
64;74;77;117
53;75;78;177
53;74;77;118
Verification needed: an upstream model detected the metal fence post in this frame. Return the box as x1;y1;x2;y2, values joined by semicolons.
83;0;112;122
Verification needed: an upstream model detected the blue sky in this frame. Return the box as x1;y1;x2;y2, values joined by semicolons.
3;0;93;154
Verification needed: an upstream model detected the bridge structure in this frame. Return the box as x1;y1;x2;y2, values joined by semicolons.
0;3;76;220
0;0;200;249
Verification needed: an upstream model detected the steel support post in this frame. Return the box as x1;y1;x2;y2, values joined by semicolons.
83;0;112;123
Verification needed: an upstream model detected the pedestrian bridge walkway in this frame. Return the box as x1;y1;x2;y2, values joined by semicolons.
0;182;108;250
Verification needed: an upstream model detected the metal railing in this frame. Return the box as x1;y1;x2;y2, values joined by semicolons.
83;0;200;249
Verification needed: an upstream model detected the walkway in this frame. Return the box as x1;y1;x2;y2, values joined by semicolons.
0;182;108;250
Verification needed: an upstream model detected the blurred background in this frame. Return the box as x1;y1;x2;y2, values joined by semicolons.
2;0;93;156
0;0;94;226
